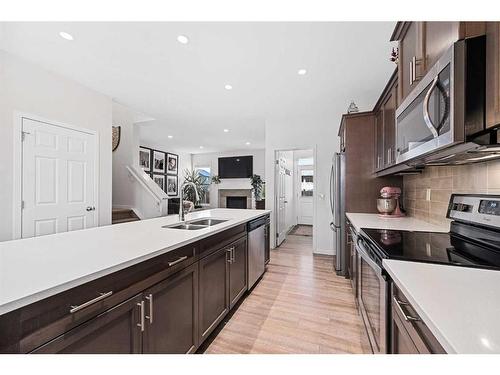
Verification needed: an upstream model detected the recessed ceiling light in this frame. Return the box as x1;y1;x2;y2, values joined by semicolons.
177;35;189;44
59;31;74;41
297;69;307;75
199;146;204;149
224;84;233;90
245;142;251;145
167;135;173;139
223;129;229;133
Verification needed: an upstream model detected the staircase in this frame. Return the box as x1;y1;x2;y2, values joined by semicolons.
112;208;140;224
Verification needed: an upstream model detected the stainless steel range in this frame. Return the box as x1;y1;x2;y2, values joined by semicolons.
355;194;500;354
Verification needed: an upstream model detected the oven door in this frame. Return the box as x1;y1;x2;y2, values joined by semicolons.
396;45;456;164
356;239;389;354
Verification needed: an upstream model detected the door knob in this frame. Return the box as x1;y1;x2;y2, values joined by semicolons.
86;206;96;211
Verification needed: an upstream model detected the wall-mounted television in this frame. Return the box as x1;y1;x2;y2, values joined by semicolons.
218;156;253;178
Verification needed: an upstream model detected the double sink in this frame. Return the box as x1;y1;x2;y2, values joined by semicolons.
163;218;228;230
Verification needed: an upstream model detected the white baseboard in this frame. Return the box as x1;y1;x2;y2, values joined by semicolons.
313;248;335;256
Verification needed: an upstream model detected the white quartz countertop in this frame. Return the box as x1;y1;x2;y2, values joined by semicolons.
383;259;500;354
0;209;270;315
346;213;449;233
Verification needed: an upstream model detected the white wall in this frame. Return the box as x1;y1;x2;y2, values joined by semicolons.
139;140;192;199
265;116;340;255
112;102;141;208
0;50;113;242
192;149;265;208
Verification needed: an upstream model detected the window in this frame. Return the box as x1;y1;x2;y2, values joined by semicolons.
195;166;211;205
297;157;314;166
300;169;313;197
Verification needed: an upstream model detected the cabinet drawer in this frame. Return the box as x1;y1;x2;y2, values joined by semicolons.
0;243;196;353
198;224;246;259
391;285;445;354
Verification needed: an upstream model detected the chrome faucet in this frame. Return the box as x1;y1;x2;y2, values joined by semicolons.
179;181;200;222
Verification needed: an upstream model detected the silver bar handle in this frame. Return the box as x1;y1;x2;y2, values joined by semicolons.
393;297;420;322
145;294;153;324
423;76;440;138
168;255;188;267
231;247;235;263
409;59;414;85
412;55;417;83
137;300;145;332
69;291;113;313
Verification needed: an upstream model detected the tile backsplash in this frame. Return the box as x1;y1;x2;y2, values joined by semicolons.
403;159;500;225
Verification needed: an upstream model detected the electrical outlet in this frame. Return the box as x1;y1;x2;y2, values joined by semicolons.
426;188;432;201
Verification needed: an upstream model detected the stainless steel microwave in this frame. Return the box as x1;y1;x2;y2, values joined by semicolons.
395;36;487;165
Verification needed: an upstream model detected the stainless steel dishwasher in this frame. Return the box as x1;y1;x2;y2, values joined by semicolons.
247;216;266;289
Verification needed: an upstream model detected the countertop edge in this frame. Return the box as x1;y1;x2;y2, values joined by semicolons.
0;210;270;315
383;259;457;354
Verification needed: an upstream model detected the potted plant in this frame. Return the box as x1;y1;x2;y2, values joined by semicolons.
183;169;208;208
250;174;265;208
211;175;221;184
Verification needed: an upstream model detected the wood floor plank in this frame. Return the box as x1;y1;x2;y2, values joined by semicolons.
205;233;370;354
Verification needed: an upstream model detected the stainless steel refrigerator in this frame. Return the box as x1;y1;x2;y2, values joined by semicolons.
329;152;346;276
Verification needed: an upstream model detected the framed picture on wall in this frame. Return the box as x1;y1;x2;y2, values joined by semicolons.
166;175;178;196
153;174;165;191
153;151;166;173
139;147;151;172
167;153;178;175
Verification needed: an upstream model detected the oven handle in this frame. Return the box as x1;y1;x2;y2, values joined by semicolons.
356;237;382;274
423;76;440;138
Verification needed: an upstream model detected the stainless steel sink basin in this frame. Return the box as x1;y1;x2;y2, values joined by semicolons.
187;218;228;226
163;223;208;230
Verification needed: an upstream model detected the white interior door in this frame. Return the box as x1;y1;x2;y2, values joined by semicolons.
297;166;313;225
21;118;97;238
276;156;287;246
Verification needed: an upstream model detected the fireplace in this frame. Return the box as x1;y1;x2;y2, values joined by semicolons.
226;196;248;209
218;189;253;209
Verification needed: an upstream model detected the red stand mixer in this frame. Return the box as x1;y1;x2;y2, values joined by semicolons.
377;187;405;218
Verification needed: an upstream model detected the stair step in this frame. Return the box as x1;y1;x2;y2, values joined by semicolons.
112;217;140;224
112;208;140;223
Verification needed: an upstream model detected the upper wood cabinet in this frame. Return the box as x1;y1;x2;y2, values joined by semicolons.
392;22;486;103
374;70;398;172
486;22;500;129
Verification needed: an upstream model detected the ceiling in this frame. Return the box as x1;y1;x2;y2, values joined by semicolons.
0;22;396;154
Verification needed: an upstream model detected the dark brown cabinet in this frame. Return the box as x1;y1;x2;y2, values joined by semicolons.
229;236;248;309
198;235;248;344
31;295;143;354
375;109;384;170
373;70;398;172
486;22;500;129
198;245;231;343
390;285;445;354
142;264;199;354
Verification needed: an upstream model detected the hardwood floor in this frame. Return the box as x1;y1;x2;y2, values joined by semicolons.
204;233;371;354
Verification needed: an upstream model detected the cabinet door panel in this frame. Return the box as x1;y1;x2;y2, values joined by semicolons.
399;22;421;101
198;246;230;344
229;237;247;308
375;110;384;170
391;308;420;354
31;295;143;354
143;264;199;354
383;89;396;168
486;22;500;129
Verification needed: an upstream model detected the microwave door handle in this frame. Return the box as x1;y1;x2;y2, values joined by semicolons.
423;76;440;138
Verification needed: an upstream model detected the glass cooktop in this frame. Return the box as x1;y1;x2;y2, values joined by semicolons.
360;228;500;270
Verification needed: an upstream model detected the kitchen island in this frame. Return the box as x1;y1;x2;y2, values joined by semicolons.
0;208;270;353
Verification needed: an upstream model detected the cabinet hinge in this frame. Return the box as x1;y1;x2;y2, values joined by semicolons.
21;200;25;209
